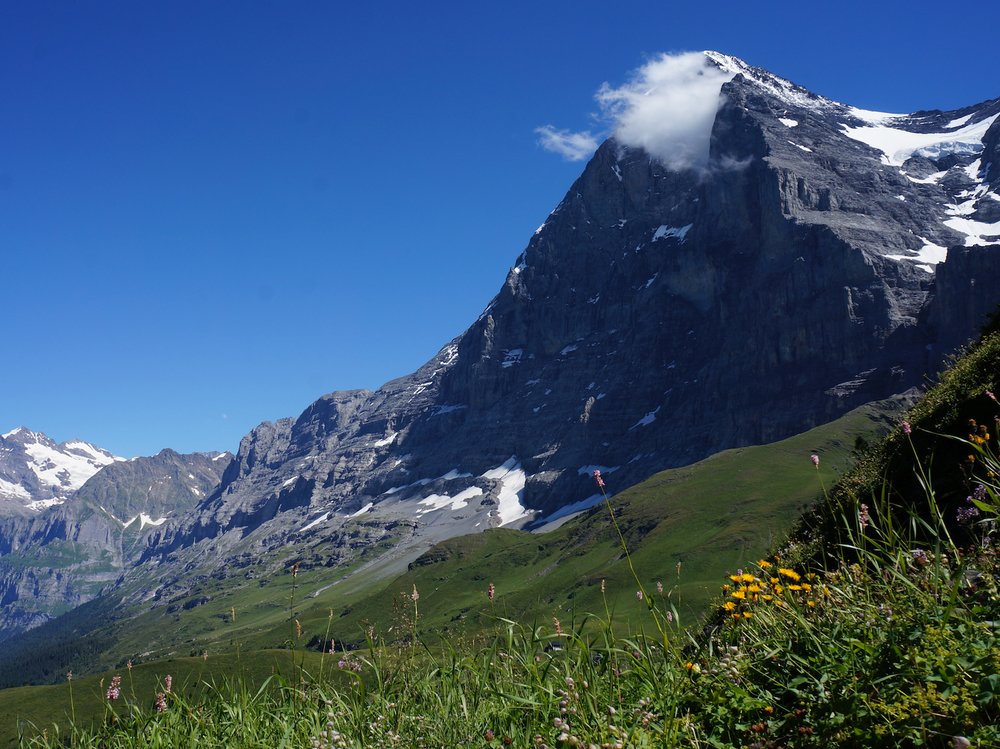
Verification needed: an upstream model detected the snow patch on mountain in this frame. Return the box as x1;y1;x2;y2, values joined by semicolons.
841;113;998;167
886;237;949;273
482;458;530;526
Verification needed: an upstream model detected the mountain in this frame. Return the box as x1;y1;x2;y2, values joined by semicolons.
126;54;1000;603
4;52;1000;648
0;438;231;638
0;428;122;512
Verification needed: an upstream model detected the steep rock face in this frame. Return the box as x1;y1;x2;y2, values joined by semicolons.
0;448;230;639
110;56;1000;601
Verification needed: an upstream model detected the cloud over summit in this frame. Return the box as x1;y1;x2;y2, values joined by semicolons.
537;52;735;171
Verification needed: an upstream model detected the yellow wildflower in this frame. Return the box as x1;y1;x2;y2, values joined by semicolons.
722;584;731;591
732;590;746;600
807;600;816;607
741;573;756;583
758;560;772;569
747;584;762;593
723;601;736;611
742;611;753;619
787;584;802;591
801;583;812;592
729;575;742;582
778;568;800;581
762;594;773;601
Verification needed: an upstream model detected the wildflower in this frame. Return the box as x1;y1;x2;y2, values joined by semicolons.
66;671;72;682
593;469;605;489
126;659;133;672
164;674;172;694
666;610;673;622
636;590;644;601
757;559;772;569
731;590;746;600
484;729;495;742
106;675;122;701
986;390;997;403
858;503;870;530
487;582;495;603
410;584;419;602
553;617;563;636
778;568;800;581
742;611;753;619
740;573;755;583
729;574;742;583
155;692;167;713
912;549;930;566
901;420;912;435
600;578;605;594
957;502;980;522
295;619;303;639
807;600;816;607
656;580;663;595
291;563;299;578
723;601;736;611
810;453;820;468
763;706;774;715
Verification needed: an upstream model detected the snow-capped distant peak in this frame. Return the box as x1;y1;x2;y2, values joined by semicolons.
0;427;123;505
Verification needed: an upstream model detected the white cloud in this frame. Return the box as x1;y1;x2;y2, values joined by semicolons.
536;52;736;171
535;125;600;161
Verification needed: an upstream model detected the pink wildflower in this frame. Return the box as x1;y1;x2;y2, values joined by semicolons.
155;692;167;713
106;675;122;701
810;454;820;468
986;390;997;403
901;420;912;435
636;590;644;602
859;503;870;530
487;582;495;603
656;580;664;595
593;469;605;489
164;674;172;694
410;584;419;602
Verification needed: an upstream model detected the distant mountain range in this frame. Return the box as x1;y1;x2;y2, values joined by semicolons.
2;51;1000;647
0;428;230;637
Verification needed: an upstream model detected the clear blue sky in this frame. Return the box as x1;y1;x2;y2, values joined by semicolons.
3;1;997;458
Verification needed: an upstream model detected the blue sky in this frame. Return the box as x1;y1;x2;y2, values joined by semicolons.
3;1;998;457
